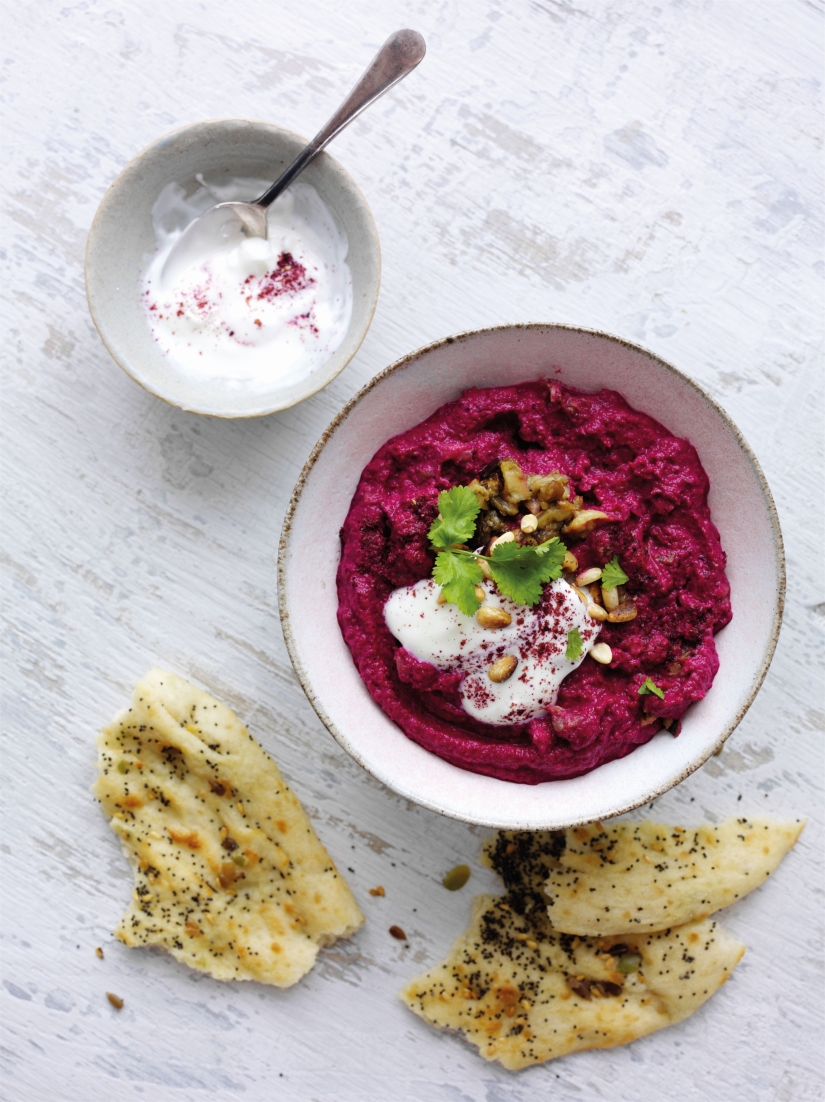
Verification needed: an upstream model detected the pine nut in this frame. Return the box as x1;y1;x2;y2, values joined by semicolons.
477;557;492;579
590;642;613;664
602;585;620;610
474;585;486;602
476;606;512;629
520;513;539;533
576;567;603;586
490;531;515;550
437;590;447;605
562;550;578;572
607;601;637;623
588;602;608;621
488;655;518;682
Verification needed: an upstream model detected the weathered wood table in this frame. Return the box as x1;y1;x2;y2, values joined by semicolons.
3;2;822;1099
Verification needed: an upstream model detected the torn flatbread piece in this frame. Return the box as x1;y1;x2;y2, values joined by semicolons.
543;817;804;936
401;831;744;1070
94;669;364;987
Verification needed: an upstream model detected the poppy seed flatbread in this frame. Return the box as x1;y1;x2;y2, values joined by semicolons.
543;817;804;936
94;669;364;987
400;831;744;1071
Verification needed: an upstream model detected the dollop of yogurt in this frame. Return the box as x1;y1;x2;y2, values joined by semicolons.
384;578;601;725
141;176;352;392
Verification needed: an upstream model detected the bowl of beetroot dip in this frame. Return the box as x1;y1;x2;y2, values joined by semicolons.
278;325;784;829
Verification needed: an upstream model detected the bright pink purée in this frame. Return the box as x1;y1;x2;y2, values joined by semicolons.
336;380;731;784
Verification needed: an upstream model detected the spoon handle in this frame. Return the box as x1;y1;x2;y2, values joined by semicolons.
254;29;425;208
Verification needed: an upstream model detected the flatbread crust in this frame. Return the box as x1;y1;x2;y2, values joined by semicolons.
94;669;364;987
400;831;745;1070
544;817;804;936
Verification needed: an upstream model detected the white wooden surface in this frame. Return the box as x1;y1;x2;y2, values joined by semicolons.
2;2;823;1100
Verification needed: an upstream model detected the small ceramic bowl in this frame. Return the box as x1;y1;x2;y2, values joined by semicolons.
279;325;784;830
85;119;381;418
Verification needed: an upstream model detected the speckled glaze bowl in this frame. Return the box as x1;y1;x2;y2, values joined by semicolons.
85;119;380;418
279;325;784;829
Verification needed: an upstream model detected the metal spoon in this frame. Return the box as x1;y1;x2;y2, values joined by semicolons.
161;29;425;286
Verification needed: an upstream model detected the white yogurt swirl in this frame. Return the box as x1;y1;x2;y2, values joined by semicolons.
141;176;352;392
384;578;601;725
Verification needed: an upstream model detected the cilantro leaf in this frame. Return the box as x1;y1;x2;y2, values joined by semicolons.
488;538;566;606
638;677;665;700
428;487;481;550
601;556;629;590
565;628;583;661
433;550;483;616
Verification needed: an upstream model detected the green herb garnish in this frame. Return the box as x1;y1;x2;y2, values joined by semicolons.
638;677;665;699
600;556;629;590
565;628;584;661
428;486;481;549
429;486;567;613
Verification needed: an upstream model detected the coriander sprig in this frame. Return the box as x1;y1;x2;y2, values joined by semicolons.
428;486;567;615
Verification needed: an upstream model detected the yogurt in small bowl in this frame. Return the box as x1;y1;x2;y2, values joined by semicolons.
86;120;380;417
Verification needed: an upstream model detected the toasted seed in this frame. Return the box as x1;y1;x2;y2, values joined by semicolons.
562;550;578;572
369;885;386;897
477;606;512;629
602;585;620;610
477;557;493;580
590;642;613;664
489;655;518;682
564;509;611;534
588;603;608;621
442;864;471;891
437;590;447;605
617;952;642;974
608;601;638;623
95;947;104;960
106;992;124;1010
389;925;407;941
474;585;486;602
520;513;539;533
576;567;603;586
490;531;515;550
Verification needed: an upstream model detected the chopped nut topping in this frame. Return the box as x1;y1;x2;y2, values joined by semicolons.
473;584;486;602
589;642;613;665
562;550;578;572
607;601;638;623
488;655;518;683
588;602;608;622
563;509;611;535
476;606;513;629
602;585;620;610
576;567;603;586
520;513;539;533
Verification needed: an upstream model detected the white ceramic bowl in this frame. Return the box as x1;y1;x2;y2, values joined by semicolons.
85;119;380;418
279;325;784;829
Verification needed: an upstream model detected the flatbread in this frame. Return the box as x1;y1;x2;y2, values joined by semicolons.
94;669;364;987
543;817;804;936
401;831;744;1070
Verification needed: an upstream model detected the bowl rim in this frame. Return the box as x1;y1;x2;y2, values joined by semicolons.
278;322;785;826
84;117;382;420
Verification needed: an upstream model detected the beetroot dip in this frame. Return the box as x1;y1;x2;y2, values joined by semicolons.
336;380;731;784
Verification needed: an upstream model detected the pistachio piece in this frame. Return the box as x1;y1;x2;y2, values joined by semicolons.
442;864;471;891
